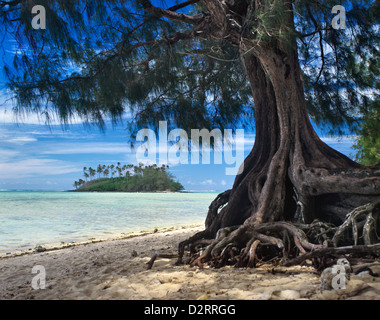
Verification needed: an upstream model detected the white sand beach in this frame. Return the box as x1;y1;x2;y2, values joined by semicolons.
1;225;380;300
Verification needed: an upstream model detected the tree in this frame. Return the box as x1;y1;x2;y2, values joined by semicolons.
1;0;380;267
352;38;380;166
116;162;123;177
78;179;85;187
354;98;380;166
109;164;115;177
88;167;96;180
122;164;127;176
97;164;103;179
75;163;184;191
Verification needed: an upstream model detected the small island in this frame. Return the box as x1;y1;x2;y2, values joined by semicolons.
73;163;184;192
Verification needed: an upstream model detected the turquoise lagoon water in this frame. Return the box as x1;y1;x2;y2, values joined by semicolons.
0;191;218;254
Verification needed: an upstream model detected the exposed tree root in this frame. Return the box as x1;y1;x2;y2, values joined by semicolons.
205;189;231;228
177;200;380;270
283;243;380;267
332;201;380;246
173;44;380;273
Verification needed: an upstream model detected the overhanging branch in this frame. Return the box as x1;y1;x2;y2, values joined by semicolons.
306;6;326;83
139;0;203;25
300;26;333;38
168;0;200;12
0;0;23;9
14;28;203;91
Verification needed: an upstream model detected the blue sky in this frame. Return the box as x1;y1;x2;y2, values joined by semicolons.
0;104;357;191
0;108;251;191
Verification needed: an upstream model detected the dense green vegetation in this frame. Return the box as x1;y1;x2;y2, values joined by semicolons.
354;99;380;166
73;163;184;192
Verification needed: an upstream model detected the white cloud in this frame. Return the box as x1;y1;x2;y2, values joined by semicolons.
40;142;132;155
0;159;80;179
6;137;38;144
320;135;357;143
0;149;20;160
201;179;215;185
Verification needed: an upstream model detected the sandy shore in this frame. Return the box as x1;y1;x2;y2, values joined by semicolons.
1;225;380;300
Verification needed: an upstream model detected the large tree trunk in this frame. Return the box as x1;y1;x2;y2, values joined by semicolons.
202;46;380;232
176;0;380;268
177;43;380;269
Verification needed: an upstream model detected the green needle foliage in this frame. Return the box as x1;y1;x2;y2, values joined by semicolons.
353;98;380;166
295;0;380;134
0;0;379;137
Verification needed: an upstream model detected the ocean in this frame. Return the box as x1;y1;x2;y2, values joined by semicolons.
0;191;218;254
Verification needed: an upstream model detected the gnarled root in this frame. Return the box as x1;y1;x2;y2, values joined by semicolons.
205;189;231;228
178;201;380;269
332;200;380;246
180;221;326;269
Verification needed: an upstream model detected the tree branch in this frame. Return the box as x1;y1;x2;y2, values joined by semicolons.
168;0;200;12
0;0;23;9
306;6;326;83
300;26;333;38
14;29;202;91
140;0;203;25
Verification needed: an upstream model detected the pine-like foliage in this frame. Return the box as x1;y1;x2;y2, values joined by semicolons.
354;98;380;165
0;0;379;135
295;0;379;133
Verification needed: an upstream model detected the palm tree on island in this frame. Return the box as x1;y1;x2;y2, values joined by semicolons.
96;165;103;179
74;163;183;192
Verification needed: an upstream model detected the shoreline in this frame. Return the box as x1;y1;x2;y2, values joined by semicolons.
0;192;217;260
0;224;203;259
1;225;380;300
67;189;191;193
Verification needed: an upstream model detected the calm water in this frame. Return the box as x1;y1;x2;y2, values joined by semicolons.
0;191;218;254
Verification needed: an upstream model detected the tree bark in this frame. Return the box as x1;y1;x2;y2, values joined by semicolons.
177;0;380;267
